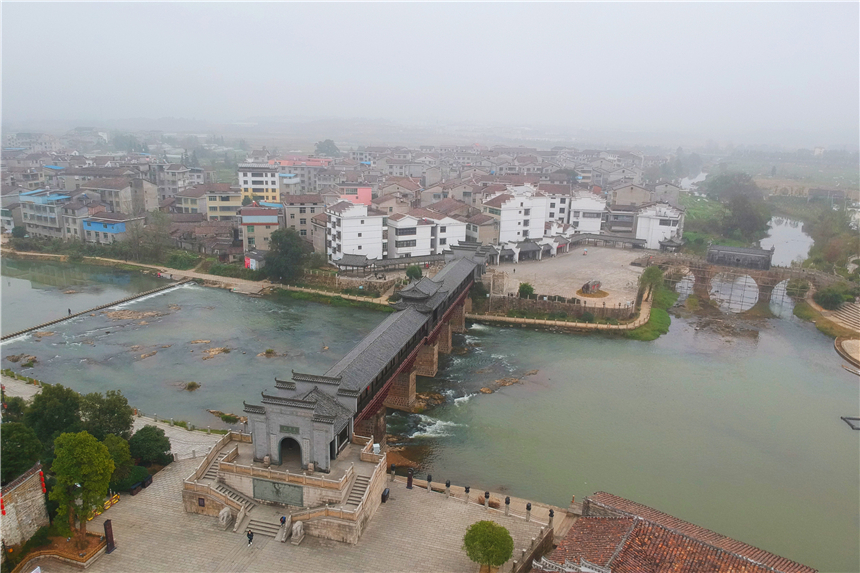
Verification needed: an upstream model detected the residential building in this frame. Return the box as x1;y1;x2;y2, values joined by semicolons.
604;204;638;234
537;183;572;224
425;198;473;218
56;167;140;191
188;167;215;186
334;183;372;206
379;177;422;201
371;192;412;216
82;212;145;245
282;194;325;241
568;193;607;234
270;156;332;194
240;205;283;252
634;202;685;249
481;184;548;243
651;181;683;205
157;164;193;201
19;189;70;238
534;491;815;573
237;163;280;202
175;185;208;214
311;212;328;254
464;213;499;244
325;201;385;261
3;168;46;190
61;193;106;241
203;184;242;222
386;213;434;258
609;182;652;206
79;178;157;216
278;172;302;195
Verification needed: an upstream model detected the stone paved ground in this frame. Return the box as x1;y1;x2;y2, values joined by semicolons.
501;245;644;305
39;458;546;573
1;374;41;400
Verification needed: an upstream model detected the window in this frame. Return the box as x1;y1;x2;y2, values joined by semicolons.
524;220;530;226
299;207;306;213
550;203;555;208
310;208;315;213
248;226;255;233
550;213;555;218
440;238;446;245
210;206;217;211
198;498;206;507
290;213;295;219
659;219;672;226
583;212;601;218
560;198;566;203
360;220;364;224
524;209;530;216
523;230;529;238
395;227;416;236
395;239;417;248
357;233;362;237
300;218;306;225
559;208;565;213
300;229;307;236
358;245;362;250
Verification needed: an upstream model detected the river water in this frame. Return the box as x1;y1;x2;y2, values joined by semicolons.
760;217;815;267
1;259;857;571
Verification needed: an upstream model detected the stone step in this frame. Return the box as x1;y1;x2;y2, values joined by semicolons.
346;476;371;506
245;519;282;538
215;483;257;512
203;452;228;480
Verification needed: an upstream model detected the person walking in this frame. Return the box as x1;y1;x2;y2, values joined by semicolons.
246;529;254;546
68;308;71;316
280;515;287;527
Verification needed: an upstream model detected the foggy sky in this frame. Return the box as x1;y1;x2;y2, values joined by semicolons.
3;2;858;146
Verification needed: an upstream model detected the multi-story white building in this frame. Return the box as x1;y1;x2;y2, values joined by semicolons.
157;164;193;201
635;202;685;250
325;201;385;261
386;213;434;258
537;183;572;225
480;184;548;243
568;193;607;234
237;163;280;203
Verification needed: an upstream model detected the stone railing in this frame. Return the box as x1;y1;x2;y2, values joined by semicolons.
183;480;243;512
11;534;107;573
222;445;240;463
186;432;234;482
218;460;355;491
359;435;384;464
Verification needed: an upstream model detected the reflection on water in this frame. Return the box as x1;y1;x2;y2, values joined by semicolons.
709;273;759;312
675;273;695;301
760;217;814;267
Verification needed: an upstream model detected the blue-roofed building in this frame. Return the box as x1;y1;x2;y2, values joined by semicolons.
19;189;71;239
82;212;145;245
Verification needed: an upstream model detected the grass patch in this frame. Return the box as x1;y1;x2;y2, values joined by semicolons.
273;289;394;312
624;285;679;341
184;381;201;391
209;262;266;281
793;301;858;338
220;413;239;424
684;294;701;311
743;301;776;319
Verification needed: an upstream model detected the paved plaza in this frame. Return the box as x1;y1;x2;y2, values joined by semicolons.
501;245;644;305
37;458;547;573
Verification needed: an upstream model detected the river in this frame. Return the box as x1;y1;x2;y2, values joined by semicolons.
760;216;815;267
1;259;857;572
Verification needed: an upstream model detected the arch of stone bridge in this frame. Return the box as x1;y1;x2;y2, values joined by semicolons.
709;272;760;312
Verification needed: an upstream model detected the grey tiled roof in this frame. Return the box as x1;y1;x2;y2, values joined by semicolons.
301;387;353;432
325;308;430;392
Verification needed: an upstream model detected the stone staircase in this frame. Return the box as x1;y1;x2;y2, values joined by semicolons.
245;518;281;538
345;475;370;507
832;302;860;332
215;483;258;513
203;452;228;481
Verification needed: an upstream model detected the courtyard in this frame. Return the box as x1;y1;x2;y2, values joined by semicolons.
37;458;547;573
500;245;646;306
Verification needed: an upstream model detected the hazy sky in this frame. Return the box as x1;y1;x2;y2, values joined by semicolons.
3;2;858;145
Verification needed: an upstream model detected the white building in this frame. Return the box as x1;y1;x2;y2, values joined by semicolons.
386;208;467;258
635;202;685;249
237;163;280;203
325;201;385;261
480;184;548;243
568;193;607;234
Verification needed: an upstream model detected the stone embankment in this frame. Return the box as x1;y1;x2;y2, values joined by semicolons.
467;298;651;331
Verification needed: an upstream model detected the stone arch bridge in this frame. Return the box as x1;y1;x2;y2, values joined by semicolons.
639;254;841;303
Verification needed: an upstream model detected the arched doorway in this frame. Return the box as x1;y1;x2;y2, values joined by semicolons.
278;437;302;467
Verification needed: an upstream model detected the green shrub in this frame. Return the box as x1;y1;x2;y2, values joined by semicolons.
518;283;534;298
220;414;239;424
209;262;265;281
110;465;149;491
580;312;595;323
625;308;671;341
166;250;200;270
813;286;849;310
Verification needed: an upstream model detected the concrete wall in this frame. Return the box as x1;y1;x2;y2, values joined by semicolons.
0;464;50;547
182;489;231;517
221;471;347;508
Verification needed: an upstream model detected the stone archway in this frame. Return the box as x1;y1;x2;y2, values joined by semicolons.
278;437;302;468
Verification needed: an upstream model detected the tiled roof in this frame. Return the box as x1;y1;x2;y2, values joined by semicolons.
195;183;234;194
426;198;468;215
585;493;816;573
482;193;513;208
537;183;571;195
549;516;636;567
282;194;323;204
327;200;357;214
80;177;131;190
311;212;328;223
466;213;495;225
165;164;189;171
240;207;279;217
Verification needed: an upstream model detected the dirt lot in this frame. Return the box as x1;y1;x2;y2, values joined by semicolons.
498;246;644;306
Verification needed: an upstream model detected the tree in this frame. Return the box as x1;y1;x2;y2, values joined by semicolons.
314;139;341;157
463;520;514;570
639;266;664;290
722;195;770;241
2;394;28;424
129;425;171;464
518;282;534;298
50;431;114;536
405;264;423;280
12;226;26;238
702;171;762;201
143;210;172;262
242;196;253;206
102;434;134;482
24;383;81;448
80;390;134;441
264;228;305;283
1;423;43;484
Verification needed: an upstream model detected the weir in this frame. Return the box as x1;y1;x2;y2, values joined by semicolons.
0;278;193;341
243;252;485;473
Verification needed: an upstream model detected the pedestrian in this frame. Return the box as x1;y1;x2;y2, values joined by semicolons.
280;515;287;527
68;308;71;316
246;529;254;546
